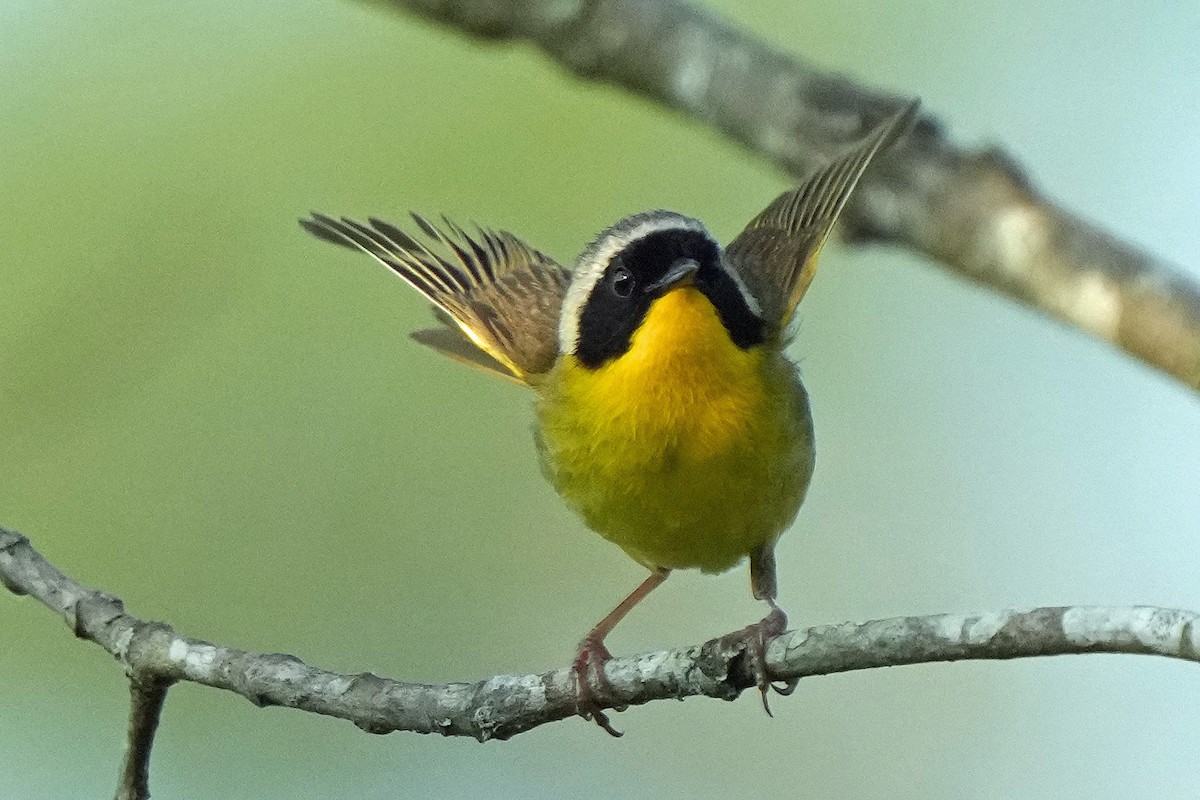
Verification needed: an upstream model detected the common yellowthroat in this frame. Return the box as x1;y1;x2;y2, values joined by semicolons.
302;101;917;734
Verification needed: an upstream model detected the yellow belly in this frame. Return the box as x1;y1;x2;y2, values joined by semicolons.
535;287;814;573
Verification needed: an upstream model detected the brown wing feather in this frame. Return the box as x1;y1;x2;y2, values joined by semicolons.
301;213;569;383
726;100;919;326
409;327;525;385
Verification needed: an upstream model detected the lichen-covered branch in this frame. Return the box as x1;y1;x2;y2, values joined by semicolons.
4;524;1200;796
374;0;1200;390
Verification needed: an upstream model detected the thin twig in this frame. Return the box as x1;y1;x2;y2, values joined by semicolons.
373;0;1200;390
4;524;1199;750
115;678;172;800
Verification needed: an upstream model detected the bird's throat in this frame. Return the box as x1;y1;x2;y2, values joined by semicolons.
560;287;768;457
623;287;752;384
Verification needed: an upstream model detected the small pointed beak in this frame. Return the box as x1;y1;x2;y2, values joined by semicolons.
646;258;700;293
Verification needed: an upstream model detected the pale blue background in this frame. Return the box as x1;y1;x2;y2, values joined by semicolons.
2;2;1199;798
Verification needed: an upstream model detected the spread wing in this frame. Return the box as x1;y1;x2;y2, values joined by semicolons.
725;99;919;327
301;213;569;384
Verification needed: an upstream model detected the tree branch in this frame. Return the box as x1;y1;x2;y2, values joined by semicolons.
116;678;172;800
373;0;1200;391
5;524;1199;773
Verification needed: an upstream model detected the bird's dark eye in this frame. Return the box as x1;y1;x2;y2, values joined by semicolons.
609;266;635;298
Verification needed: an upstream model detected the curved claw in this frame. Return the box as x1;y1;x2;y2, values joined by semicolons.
721;603;793;715
572;636;624;737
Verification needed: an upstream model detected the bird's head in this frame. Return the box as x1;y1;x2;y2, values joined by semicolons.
559;211;766;369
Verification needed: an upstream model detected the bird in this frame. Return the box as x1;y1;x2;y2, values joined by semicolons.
301;100;918;735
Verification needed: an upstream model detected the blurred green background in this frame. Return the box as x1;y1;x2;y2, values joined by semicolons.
3;2;1199;798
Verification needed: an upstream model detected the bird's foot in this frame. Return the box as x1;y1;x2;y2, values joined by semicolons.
571;635;626;737
720;603;798;715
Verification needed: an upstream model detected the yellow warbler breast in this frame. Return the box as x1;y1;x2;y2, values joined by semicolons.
536;287;814;573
